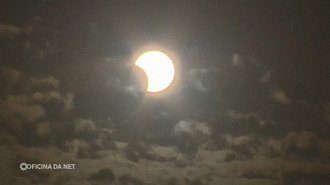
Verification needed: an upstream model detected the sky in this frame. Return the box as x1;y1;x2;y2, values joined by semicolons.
0;1;329;185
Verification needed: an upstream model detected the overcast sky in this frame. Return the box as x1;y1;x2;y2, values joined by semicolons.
0;1;329;185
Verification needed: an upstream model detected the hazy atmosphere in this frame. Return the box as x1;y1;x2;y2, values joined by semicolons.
0;1;329;185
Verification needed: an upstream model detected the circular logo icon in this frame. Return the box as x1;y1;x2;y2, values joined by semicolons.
20;162;28;171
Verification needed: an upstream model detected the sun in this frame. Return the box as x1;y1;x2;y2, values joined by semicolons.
135;51;175;93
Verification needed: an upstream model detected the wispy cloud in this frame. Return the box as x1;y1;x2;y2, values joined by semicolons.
271;89;291;104
0;23;20;37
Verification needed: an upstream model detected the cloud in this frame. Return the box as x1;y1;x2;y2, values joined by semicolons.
259;71;291;105
0;73;75;136
221;131;330;162
0;67;22;93
0;66;324;185
225;135;257;147
260;71;272;83
226;111;272;127
196;146;234;163
89;168;116;183
31;75;59;89
271;90;291;104
187;68;210;93
0;23;20;37
226;111;258;120
0;95;45;124
36;121;51;137
123;86;138;96
0;67;21;83
282;131;326;159
106;77;121;88
189;68;208;76
31;91;63;102
158;111;169;118
63;92;74;112
257;141;282;158
75;119;97;133
30;91;74;112
149;145;187;163
232;53;244;68
107;77;144;97
193;80;209;93
1;128;329;185
174;120;211;136
64;139;89;155
174;120;193;134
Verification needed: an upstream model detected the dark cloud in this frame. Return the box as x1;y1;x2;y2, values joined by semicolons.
89;168;116;183
0;67;22;94
0;94;45;125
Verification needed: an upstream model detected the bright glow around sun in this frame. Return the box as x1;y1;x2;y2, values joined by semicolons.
135;51;175;93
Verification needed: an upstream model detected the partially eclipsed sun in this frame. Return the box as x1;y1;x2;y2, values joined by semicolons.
135;51;175;93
